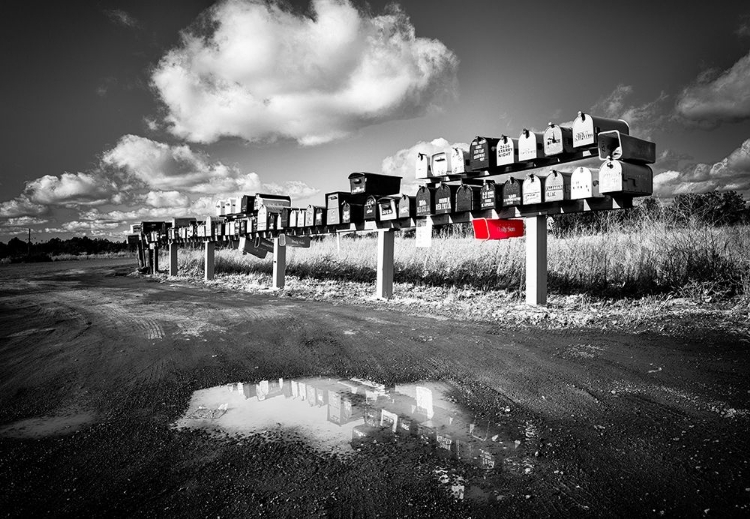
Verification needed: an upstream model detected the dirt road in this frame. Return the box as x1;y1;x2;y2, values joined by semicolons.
0;259;748;517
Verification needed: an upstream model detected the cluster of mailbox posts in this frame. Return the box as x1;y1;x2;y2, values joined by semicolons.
134;112;655;243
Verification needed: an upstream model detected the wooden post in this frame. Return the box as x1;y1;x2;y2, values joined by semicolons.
169;242;178;276
525;215;547;305
153;245;159;273
204;241;215;281
376;230;395;299
272;236;286;289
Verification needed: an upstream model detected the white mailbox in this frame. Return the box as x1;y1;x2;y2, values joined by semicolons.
544;171;571;202
522;174;544;205
543;123;574;156
571;167;601;199
496;135;519;166
599;160;653;196
226;197;240;215
450;147;468;174
518;129;544;162
305;205;316;227
215;200;226;217
416;152;432;179
289;208;298;228
572;112;630;149
431;151;451;176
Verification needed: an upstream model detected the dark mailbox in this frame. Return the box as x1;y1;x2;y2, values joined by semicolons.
341;202;364;224
543;123;574;156
597;130;656;164
240;195;255;214
502;177;522;207
279;207;291;229
480;181;502;210
314;206;326;227
326;191;367;225
398;194;416;218
434;184;458;215
573;111;630;149
364;195;379;221
469;136;500;172
254;194;291;211
455;184;482;212
416;185;437;217
348;172;402;196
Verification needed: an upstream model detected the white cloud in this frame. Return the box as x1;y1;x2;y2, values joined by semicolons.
675;49;750;126
0;196;47;218
151;0;458;145
381;138;468;195
24;172;119;206
261;181;319;202
0;216;48;227
105;9;140;29
591;84;669;139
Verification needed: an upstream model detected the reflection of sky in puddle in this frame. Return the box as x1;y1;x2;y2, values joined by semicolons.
175;377;538;501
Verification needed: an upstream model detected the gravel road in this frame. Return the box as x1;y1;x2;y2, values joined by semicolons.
0;259;747;517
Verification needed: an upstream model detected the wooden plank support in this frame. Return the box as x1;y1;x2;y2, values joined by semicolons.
152;244;159;274
272;236;286;290
169;242;178;276
525;215;547;305
376;229;395;299
204;241;215;281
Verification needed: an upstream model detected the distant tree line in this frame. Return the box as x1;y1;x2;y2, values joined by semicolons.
0;236;129;261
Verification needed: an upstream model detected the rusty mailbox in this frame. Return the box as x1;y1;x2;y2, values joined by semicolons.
364;195;379;221
518;129;544;162
544;171;571;202
434;183;459;215
597;130;656;164
573;111;630;149
599;160;653;196
455;184;482;212
522;174;545;205
543;123;574;156
496;135;519;166
378;196;401;221
469;136;500;172
480;180;502;210
341;201;363;224
416;152;432;179
348;172;402;196
398;194;416;218
416;185;437;217
571;166;602;199
502;177;523;207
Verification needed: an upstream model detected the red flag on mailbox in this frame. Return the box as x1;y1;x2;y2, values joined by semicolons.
472;218;524;240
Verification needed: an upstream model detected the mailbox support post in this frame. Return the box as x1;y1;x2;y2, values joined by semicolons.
152;245;159;274
169;242;178;276
376;230;395;299
204;241;215;281
272;237;286;289
525;215;547;305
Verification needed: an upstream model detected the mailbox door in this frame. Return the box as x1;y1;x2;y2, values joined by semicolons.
599;160;653;196
518;130;544;162
431;152;451;176
416;153;432;179
398;195;416;218
450;148;468;174
495;137;518;166
326;207;340;226
434;184;458;215
364;196;378;220
416;186;436;217
469;137;499;171
502;178;522;207
522;175;544;205
480;181;502;210
570;167;601;199
305;206;315;227
573;112;630;149
240;195;254;214
378;197;398;221
544;171;571;202
280;208;291;229
543;124;574;156
455;184;481;212
314;206;325;226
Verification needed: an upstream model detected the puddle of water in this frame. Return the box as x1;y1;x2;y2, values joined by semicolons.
0;412;95;439
175;377;540;502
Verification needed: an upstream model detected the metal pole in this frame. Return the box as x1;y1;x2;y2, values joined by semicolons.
376;230;395;299
525;215;547;305
204;241;215;281
272;236;286;289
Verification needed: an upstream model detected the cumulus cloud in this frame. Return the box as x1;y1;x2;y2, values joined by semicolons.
0;196;47;218
1;216;48;227
381;138;468;195
591;84;669;139
675;49;750;126
151;0;459;145
24;172;119;206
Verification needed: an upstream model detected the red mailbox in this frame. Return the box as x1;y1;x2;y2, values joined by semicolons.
472;218;524;240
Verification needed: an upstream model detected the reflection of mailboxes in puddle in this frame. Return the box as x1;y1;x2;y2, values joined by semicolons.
469;137;500;171
341;202;363;224
597;130;656;164
398;194;416;218
496;135;519;166
348;172;402;196
416;153;432;179
364;195;379;221
571;167;601;199
455;184;481;212
451;147;469;174
480;181;502;210
544;171;571;202
519;129;544;162
543;123;574;156
434;184;459;215
432;151;453;176
522;174;544;205
599;160;653;196
416;185;437;217
378;196;400;221
573;112;630;149
503;178;522;207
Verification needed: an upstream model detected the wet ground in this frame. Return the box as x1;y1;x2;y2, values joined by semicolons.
0;259;748;517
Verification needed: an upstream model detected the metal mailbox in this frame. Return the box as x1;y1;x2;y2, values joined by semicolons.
480;180;502;210
314;206;326;227
172;217;196;228
289;208;298;228
416;153;432;179
472;218;524;240
326;192;366;225
341;201;363;224
518;129;544;162
597;130;656;164
496;135;519;166
279;207;291;229
226;197;240;215
239;218;248;235
544;171;571;202
279;234;311;248
215;199;226;217
571;166;602;199
434;184;458;215
239;236;267;258
240;195;255;214
451;147;469;174
348;172;402;196
543;123;574;156
573;112;630;149
305;205;316;227
415;185;437;217
254;194;291;211
469;136;500;171
398;194;416;218
364;195;379;221
599;160;653;196
254;237;275;253
522;174;544;205
455;184;482;212
378;196;400;221
431;151;452;176
502;177;522;207
256;205;279;232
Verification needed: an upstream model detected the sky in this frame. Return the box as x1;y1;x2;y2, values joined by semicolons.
1;0;749;242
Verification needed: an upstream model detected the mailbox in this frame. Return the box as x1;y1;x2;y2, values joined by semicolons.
597;130;656;164
451;147;469;174
502;177;522;207
215;200;226;216
378;196;400;221
599;160;653;196
432;151;453;176
289;208;298;228
348;172;402;196
256;205;280;232
314;206;326;227
480;180;502;210
416;153;432;179
364;195;379;221
544;171;571;202
168;228;177;240
434;184;459;215
522;174;544;205
471;218;524;240
416;185;437;217
239;218;248;235
496;135;519;166
226;221;235;237
240;195;255;214
398;194;416;218
226;197;240;215
571;166;602;199
254;237;274;253
518;129;544;162
279;207;291;229
469;137;500;172
239;236;267;258
543;123;574;156
572;112;630;149
341;201;363;224
305;205;316;227
254;194;291;211
326;192;367;225
455;184;481;212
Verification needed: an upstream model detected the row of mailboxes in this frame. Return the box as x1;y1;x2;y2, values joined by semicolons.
214;194;293;217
